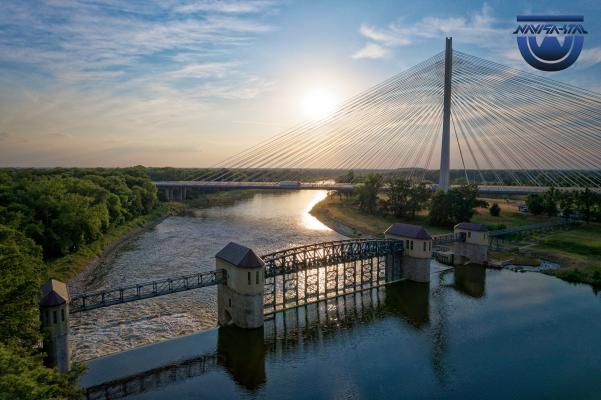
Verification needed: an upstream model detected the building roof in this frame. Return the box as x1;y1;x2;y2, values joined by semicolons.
39;279;69;307
385;223;432;240
455;222;488;232
215;242;265;268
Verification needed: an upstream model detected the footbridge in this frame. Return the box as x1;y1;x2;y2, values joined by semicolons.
41;237;413;372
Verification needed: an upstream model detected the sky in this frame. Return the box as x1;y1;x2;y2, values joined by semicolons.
1;0;600;167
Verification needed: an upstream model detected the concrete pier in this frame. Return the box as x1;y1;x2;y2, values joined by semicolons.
39;279;71;372
385;223;433;283
215;242;265;329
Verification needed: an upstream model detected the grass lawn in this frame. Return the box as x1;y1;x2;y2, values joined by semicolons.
312;195;454;237
472;198;555;228
528;224;601;287
311;194;555;237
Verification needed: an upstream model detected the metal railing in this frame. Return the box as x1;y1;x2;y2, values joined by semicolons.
261;238;403;277
70;270;226;313
489;219;578;237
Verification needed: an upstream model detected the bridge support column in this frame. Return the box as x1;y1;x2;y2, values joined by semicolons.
215;242;265;329
39;279;71;372
453;222;489;265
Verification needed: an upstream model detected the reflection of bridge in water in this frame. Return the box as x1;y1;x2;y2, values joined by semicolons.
84;265;487;399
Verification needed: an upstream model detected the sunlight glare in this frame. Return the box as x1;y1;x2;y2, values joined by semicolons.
301;88;338;120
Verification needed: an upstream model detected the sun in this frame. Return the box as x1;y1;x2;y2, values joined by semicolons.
301;88;338;120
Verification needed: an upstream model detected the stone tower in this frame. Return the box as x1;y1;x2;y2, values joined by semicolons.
39;279;71;372
215;242;265;329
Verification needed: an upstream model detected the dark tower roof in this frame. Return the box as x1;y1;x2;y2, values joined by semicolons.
455;222;488;232
39;279;69;307
385;223;432;240
216;242;265;268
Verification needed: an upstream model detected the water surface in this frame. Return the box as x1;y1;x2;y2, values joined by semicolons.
70;191;345;361
83;265;601;399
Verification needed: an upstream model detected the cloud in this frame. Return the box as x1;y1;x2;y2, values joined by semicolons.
174;1;277;14
352;4;513;60
0;0;281;166
352;43;389;59
578;47;601;67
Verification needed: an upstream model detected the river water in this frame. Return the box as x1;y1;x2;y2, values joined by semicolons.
75;190;601;399
70;191;345;361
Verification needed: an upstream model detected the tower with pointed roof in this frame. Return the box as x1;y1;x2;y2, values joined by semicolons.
39;279;71;372
215;242;265;329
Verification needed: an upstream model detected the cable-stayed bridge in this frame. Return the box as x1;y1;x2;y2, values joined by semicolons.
157;38;601;193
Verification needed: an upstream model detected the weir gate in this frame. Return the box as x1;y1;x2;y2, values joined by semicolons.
42;219;574;372
40;236;424;373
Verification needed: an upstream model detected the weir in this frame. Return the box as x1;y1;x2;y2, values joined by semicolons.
46;218;584;371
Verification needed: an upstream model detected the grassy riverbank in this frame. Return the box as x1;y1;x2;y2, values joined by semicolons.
46;203;172;281
311;193;601;288
53;190;264;282
310;195;449;236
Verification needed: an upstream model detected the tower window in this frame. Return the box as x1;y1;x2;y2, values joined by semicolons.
410;240;414;250
256;271;260;284
248;272;251;285
53;311;57;324
423;242;426;251
61;309;65;322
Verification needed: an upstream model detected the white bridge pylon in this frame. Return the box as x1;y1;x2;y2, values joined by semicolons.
189;38;601;189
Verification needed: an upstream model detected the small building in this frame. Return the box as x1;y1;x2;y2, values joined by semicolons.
39;279;71;372
454;222;488;245
453;222;489;265
384;223;433;259
215;242;265;329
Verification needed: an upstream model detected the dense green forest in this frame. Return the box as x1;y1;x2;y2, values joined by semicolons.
0;167;159;399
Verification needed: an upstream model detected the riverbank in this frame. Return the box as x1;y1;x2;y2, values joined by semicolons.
311;193;601;289
47;204;174;283
63;190;269;286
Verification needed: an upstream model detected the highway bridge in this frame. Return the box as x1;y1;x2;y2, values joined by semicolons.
153;180;600;200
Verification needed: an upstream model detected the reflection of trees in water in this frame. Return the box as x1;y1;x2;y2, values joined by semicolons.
85;272;488;399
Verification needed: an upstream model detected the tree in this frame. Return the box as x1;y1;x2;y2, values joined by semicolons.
490;203;501;217
526;194;544;215
558;191;575;218
429;184;485;228
337;170;355;183
576;187;600;223
0;225;43;347
356;173;383;214
542;187;558;216
0;344;83;400
387;177;411;218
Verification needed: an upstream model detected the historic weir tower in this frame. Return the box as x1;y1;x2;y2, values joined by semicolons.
439;37;453;192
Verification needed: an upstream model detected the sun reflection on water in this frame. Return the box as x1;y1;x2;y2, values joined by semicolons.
301;191;331;231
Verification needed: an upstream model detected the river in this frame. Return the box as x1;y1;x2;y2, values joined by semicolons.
70;191;345;361
74;190;601;399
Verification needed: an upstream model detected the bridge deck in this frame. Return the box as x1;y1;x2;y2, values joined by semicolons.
154;181;600;195
70;270;225;313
